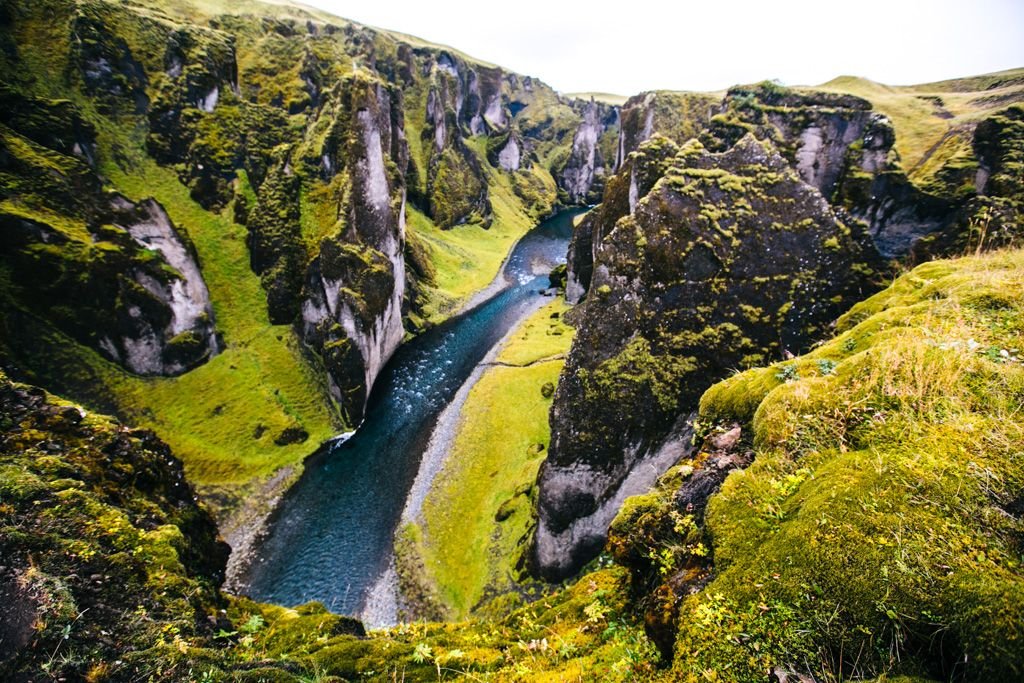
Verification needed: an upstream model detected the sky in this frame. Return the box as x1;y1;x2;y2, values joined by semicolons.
299;0;1024;95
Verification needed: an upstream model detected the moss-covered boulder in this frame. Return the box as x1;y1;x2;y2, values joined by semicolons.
535;135;882;580
0;102;220;377
0;371;229;679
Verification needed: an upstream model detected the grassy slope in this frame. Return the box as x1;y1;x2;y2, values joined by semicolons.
100;139;339;488
567;92;631;106
610;248;1024;681
813;68;1024;181
408;140;558;323
413;298;573;618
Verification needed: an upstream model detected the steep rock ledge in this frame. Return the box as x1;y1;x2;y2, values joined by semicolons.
535;135;881;579
106;196;220;374
300;75;409;423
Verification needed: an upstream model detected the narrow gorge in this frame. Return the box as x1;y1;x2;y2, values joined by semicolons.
1;0;1022;681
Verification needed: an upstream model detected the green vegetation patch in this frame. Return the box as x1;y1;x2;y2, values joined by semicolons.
406;149;555;324
412;299;573;619
613;249;1024;681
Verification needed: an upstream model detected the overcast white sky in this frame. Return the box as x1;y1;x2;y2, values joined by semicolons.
299;0;1024;95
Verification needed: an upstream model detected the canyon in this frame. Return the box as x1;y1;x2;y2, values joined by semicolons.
1;0;1023;681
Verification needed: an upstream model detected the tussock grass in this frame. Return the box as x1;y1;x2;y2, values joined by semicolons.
674;249;1024;681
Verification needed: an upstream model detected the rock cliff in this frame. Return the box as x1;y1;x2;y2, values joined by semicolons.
0;370;229;678
0;90;220;377
299;74;408;421
557;98;619;204
535;134;881;579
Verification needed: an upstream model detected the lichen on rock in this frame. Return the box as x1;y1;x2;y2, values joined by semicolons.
536;134;882;580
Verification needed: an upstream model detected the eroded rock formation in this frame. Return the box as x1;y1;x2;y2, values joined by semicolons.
0;91;220;377
536;135;882;579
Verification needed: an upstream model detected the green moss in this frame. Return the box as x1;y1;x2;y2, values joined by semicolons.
0;371;228;681
584;336;696;415
672;249;1024;681
428;145;486;229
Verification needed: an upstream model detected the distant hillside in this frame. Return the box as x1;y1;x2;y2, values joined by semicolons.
567;91;631;106
813;68;1024;187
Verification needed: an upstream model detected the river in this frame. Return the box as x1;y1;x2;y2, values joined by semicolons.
237;208;582;623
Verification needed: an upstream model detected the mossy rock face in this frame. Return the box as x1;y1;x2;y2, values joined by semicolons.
246;163;304;324
700;83;961;259
0;371;229;679
707;83;1024;260
611;82;1023;264
0;109;220;376
566;134;681;303
428;142;490;228
419;56;498;228
556;99;619;203
296;74;408;424
616;91;720;167
0;85;98;165
70;3;150;114
537;134;884;580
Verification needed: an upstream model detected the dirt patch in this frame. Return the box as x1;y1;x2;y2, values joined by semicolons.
0;565;41;665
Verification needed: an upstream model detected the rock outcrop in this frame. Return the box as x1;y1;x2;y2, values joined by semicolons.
616;91;720;167
299;75;408;423
558;99;619;204
550;80;1024;583
568;83;1024;310
713;84;960;257
535;135;882;579
912;103;1024;257
420;53;494;227
106;196;220;374
0;94;220;377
